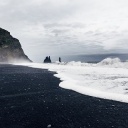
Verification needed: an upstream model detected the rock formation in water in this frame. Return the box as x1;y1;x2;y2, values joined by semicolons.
44;56;51;63
59;57;61;62
0;28;32;63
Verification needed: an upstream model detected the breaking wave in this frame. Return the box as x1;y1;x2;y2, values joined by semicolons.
16;57;128;103
56;57;128;68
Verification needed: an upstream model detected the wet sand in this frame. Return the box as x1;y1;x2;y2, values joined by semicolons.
0;64;128;128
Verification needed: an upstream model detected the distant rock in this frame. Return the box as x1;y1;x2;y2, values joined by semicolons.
0;28;32;63
59;57;61;62
44;56;51;63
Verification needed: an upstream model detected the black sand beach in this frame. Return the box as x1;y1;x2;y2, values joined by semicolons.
0;64;128;128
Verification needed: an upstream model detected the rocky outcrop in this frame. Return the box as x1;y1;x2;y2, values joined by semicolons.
0;28;32;63
44;56;51;63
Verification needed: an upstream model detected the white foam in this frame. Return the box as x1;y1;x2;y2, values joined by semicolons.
15;58;128;103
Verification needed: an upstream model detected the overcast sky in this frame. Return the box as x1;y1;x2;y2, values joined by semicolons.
0;0;128;61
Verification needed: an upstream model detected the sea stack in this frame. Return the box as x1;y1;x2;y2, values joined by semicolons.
44;56;51;63
0;28;32;63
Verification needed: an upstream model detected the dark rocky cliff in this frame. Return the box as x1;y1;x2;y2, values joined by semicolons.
0;28;32;63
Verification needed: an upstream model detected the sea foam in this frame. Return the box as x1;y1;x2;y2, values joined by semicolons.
16;58;128;103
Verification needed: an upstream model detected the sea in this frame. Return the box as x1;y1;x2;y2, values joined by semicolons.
52;53;128;63
20;53;128;103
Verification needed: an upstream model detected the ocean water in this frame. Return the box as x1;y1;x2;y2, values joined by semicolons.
16;54;128;103
52;53;128;63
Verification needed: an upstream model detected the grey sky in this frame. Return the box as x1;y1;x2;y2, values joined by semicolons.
0;0;128;62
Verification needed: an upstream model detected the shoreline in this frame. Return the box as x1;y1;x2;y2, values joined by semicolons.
20;62;128;104
0;64;128;128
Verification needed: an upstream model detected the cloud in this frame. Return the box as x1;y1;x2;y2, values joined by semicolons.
0;0;128;61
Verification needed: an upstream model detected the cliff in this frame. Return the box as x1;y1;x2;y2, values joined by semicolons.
0;28;32;63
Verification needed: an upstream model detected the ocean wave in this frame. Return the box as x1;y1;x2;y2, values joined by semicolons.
55;57;128;68
16;57;128;103
98;57;121;65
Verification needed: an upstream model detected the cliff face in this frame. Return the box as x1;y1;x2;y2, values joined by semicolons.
0;28;32;63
